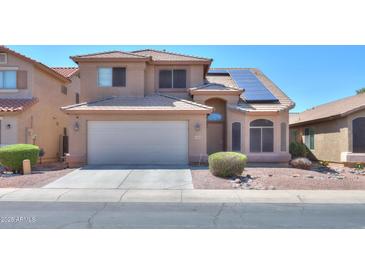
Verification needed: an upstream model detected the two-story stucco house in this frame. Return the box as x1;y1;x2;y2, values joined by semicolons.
0;46;79;162
62;49;294;167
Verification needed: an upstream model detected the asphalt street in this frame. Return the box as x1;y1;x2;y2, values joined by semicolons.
1;202;365;228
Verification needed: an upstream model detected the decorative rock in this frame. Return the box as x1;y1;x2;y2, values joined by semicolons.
292;174;300;178
306;175;314;179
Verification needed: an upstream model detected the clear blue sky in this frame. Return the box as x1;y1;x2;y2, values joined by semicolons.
8;45;365;112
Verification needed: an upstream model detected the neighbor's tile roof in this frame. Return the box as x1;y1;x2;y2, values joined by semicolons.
62;94;212;113
207;68;295;112
70;51;149;61
52;67;79;78
290;93;365;126
131;49;212;62
0;98;38;112
0;46;69;83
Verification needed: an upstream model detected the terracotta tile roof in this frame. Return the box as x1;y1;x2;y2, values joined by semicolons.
290;93;365;126
0;98;38;112
52;67;79;78
131;49;212;62
0;46;70;83
62;94;212;113
207;68;295;112
70;51;149;62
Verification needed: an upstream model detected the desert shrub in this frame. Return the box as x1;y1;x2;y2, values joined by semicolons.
289;142;308;158
208;152;247;178
0;144;40;173
319;160;329;167
290;157;312;170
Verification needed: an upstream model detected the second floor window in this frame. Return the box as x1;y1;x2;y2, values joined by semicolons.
98;67;126;87
159;69;186;89
0;70;17;89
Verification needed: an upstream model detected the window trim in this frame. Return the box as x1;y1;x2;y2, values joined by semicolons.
249;119;274;153
158;69;187;89
0;70;18;91
97;67;126;88
304;127;315;150
280;122;287;152
232;122;241;152
0;53;7;64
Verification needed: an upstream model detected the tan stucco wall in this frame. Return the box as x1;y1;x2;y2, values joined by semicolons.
0;116;18;145
194;93;290;162
226;110;290;162
79;62;146;102
290;117;349;162
66;113;208;167
0;53;33;99
0;52;77;162
79;61;206;99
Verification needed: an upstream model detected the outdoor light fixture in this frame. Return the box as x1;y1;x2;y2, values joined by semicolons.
194;122;201;131
73;121;80;132
6;124;11;129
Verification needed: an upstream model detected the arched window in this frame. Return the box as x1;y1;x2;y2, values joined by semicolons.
232;122;241;151
250;119;274;152
353;117;365;153
207;112;223;122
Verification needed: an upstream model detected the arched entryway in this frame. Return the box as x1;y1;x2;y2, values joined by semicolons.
205;98;226;154
353;117;365;153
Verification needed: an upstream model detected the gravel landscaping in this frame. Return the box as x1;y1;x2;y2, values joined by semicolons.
192;163;365;190
0;166;75;188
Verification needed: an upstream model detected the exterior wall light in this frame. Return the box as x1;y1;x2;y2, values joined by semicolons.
6;124;11;129
194;122;201;132
73;121;80;132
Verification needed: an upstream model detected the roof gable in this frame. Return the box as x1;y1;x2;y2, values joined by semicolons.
0;46;70;83
290;93;365;125
52;67;79;78
70;50;150;63
131;49;212;63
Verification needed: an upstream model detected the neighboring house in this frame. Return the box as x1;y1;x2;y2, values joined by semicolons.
0;46;79;162
289;93;365;163
62;49;294;167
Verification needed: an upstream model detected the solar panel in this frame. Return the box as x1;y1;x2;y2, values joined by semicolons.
227;69;278;102
207;69;229;75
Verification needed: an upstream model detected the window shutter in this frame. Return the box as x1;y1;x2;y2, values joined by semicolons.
112;67;126;87
232;122;241;151
17;70;28;89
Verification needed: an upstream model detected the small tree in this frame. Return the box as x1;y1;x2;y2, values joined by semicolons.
356;88;365;94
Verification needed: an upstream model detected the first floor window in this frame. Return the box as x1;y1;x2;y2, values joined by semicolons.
250;119;274;152
281;122;287;152
159;69;187;89
232;122;241;151
98;67;126;87
304;127;315;150
0;70;17;89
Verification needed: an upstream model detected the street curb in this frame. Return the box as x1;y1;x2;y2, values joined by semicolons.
1;188;365;203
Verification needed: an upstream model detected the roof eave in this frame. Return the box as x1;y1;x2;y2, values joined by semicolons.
61;108;212;115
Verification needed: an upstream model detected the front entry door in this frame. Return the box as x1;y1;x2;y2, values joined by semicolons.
207;122;224;154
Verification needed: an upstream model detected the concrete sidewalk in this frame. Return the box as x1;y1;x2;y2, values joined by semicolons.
2;188;365;203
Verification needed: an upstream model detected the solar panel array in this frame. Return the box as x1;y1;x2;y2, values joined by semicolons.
208;69;278;103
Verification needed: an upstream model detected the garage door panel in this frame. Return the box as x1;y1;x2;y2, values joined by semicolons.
87;121;188;165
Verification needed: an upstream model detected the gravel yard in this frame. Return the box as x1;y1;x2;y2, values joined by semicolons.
192;164;365;190
0;168;75;188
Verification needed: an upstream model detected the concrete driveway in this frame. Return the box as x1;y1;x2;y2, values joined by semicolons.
44;165;193;190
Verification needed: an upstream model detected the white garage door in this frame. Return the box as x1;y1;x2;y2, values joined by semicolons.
87;121;188;165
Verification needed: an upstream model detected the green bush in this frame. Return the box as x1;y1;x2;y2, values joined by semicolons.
289;142;308;158
0;144;40;173
208;152;247;178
